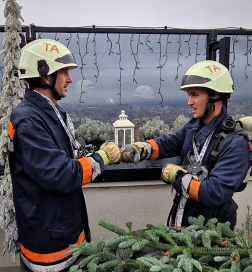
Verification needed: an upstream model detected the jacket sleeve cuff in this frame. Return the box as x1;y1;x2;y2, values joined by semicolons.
146;139;159;160
189;179;201;202
77;157;93;186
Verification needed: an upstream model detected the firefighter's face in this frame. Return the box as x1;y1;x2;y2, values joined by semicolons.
187;88;209;119
54;68;73;99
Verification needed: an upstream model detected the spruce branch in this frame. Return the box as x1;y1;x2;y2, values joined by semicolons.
69;213;252;271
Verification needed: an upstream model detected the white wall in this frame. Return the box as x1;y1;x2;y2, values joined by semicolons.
0;0;252;29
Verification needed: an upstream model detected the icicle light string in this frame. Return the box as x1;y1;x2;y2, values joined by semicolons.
244;35;252;81
106;33;114;56
157;34;171;106
229;35;239;83
76;33;87;103
185;34;192;59
65;33;72;48
195;34;201;63
175;34;182;81
116;34;126;107
130;34;142;84
130;34;136;83
54;32;59;41
92;33;99;82
145;34;153;53
79;33;90;102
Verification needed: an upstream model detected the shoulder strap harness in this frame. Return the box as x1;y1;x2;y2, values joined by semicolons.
210;117;252;192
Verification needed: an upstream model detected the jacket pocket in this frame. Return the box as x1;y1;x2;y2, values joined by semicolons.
48;211;81;239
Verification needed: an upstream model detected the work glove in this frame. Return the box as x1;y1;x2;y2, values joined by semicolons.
161;164;188;184
85;142;121;182
87;156;103;181
180;174;192;199
161;163;192;198
121;142;150;164
96;142;122;165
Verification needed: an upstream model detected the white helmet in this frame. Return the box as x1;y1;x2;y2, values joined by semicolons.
18;39;77;79
180;60;233;94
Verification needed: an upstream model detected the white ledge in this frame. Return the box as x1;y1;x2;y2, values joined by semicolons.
84;176;252;188
84;180;165;188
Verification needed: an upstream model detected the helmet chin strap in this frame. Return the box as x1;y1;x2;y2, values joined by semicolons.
49;72;61;100
51;87;61;100
39;72;61;101
202;96;222;120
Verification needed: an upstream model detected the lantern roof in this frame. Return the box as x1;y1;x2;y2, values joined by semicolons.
113;110;135;128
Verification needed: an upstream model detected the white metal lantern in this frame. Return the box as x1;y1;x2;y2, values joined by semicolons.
113;110;135;147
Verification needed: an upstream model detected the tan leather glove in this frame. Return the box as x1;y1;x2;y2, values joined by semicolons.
161;163;188;184
121;142;149;164
96;142;122;165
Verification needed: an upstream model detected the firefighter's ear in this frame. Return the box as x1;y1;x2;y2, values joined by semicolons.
40;75;51;86
213;91;221;99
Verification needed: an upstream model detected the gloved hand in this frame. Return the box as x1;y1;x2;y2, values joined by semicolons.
181;174;192;198
87;156;103;181
96;142;121;165
161;163;188;184
121;142;149;164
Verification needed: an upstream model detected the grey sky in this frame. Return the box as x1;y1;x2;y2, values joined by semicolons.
0;0;252;29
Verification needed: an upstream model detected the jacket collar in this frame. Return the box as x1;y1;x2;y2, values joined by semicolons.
197;106;229;137
24;88;58;120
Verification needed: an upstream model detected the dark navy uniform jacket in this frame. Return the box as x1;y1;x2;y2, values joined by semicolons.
8;89;93;271
147;106;250;229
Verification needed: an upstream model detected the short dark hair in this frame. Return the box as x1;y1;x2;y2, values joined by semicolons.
207;88;231;101
220;93;231;100
25;77;41;88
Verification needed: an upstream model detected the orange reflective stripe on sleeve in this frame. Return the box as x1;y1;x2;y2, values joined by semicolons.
77;157;92;186
248;141;252;151
8;121;15;140
146;139;159;160
189;179;201;202
20;230;85;264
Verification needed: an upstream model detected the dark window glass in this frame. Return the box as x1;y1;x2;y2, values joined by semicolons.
217;35;252;118
35;32;208;136
1;30;251;181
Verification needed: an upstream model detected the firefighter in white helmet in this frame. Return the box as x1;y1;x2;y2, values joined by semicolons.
8;39;121;272
121;60;251;230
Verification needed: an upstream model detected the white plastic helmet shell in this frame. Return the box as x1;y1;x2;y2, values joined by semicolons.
180;60;233;94
18;39;77;79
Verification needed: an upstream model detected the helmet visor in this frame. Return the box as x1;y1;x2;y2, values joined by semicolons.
54;54;76;64
181;75;211;86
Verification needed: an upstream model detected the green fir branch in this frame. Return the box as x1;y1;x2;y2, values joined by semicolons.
98;220;129;236
70;213;252;272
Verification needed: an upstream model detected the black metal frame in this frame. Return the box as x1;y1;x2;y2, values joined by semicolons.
1;25;251;69
1;25;251;181
1;25;251;52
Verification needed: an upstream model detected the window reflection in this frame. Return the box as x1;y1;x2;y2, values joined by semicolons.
0;31;251;142
125;129;131;145
118;130;124;147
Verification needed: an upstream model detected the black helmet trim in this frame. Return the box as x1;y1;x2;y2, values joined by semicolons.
54;54;76;64
181;75;211;86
